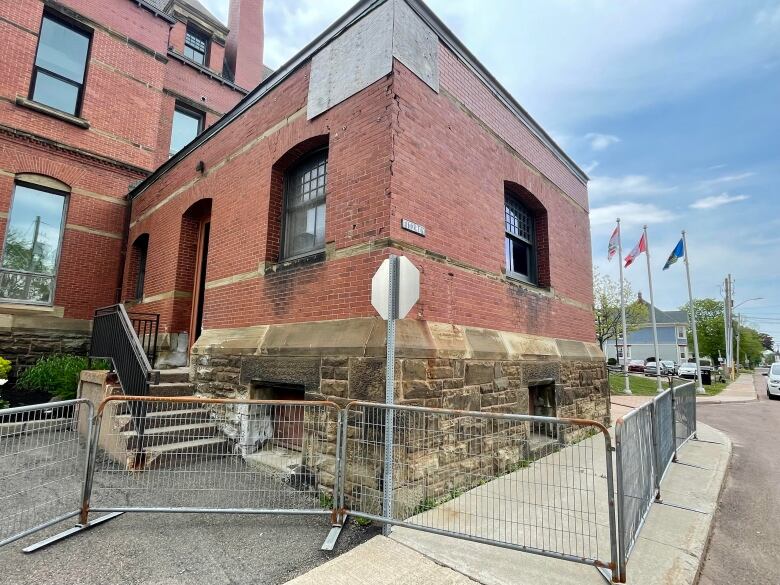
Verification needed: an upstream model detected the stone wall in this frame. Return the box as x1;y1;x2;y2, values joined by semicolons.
189;318;608;506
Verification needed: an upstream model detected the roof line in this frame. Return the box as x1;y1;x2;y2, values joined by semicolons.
133;1;177;24
128;0;587;200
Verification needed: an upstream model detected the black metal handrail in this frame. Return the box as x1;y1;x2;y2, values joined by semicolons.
127;311;159;366
90;304;160;467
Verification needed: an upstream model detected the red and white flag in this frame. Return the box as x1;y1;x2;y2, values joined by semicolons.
624;232;647;268
607;225;620;261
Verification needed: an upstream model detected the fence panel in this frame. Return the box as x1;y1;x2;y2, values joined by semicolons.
341;402;618;579
652;390;674;484
615;403;655;582
0;399;93;547
87;396;341;517
673;380;696;448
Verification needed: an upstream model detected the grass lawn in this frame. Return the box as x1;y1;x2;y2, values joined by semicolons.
608;371;728;397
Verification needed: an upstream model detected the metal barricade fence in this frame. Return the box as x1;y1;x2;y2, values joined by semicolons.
0;399;93;547
340;401;619;582
672;380;696;448
86;396;342;521
614;402;655;582
652;389;675;486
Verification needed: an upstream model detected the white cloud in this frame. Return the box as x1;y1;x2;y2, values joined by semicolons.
589;175;676;200
690;193;750;209
590;202;674;228
696;171;755;189
585;133;620;151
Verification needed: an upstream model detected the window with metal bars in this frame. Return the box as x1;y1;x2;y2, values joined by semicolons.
504;194;536;284
184;26;209;65
281;150;328;259
30;13;91;116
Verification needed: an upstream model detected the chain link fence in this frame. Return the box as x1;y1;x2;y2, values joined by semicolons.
341;401;619;579
2;388;699;583
87;396;341;517
615;377;698;582
0;399;93;547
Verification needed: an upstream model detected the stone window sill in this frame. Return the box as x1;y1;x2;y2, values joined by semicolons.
504;271;552;296
267;250;326;273
15;97;90;129
0;302;64;317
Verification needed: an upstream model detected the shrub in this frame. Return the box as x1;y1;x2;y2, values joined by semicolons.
16;355;106;401
607;357;617;366
0;356;11;380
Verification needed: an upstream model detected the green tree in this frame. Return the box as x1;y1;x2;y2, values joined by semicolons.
738;326;766;366
593;267;648;350
680;298;725;362
760;333;774;351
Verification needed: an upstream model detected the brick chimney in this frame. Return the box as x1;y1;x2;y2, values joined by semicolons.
226;0;264;89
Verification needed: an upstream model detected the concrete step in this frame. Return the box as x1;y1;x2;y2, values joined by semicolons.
143;437;228;467
121;422;219;446
115;408;210;429
156;368;190;384
148;382;195;397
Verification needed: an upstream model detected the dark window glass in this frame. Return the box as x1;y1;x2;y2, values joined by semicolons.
504;195;536;283
0;184;67;304
184;27;208;65
31;15;90;115
134;239;148;300
170;106;204;156
282;151;328;259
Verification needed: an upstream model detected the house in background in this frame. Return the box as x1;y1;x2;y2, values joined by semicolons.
604;293;690;364
0;0;267;382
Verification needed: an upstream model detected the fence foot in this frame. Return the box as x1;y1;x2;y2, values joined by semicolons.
22;512;123;553
596;566;617;584
321;519;346;551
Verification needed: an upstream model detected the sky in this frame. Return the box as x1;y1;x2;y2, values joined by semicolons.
201;0;780;348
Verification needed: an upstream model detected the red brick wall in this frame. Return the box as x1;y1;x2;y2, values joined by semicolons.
389;58;595;324
0;0;250;321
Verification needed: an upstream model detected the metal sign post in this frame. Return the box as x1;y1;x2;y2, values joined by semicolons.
371;255;419;536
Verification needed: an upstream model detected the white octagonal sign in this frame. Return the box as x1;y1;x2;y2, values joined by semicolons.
371;256;420;320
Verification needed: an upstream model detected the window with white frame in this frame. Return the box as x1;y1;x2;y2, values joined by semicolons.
281;149;327;259
0;183;67;304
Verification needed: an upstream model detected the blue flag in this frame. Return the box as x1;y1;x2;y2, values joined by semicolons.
663;238;685;270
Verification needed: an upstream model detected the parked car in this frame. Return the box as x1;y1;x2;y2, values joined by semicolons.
765;363;780;399
644;361;669;376
661;360;677;375
627;359;645;373
677;362;698;379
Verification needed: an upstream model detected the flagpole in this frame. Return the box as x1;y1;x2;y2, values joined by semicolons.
682;231;705;394
643;225;663;393
617;219;631;394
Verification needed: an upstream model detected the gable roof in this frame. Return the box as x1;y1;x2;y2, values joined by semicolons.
128;0;588;201
142;0;225;32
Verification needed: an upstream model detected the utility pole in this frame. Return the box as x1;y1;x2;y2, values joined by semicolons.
735;313;742;373
723;275;735;381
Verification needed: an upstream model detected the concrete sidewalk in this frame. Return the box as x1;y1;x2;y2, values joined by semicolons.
286;423;730;585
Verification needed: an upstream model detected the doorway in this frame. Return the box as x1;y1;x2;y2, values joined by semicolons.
190;219;210;346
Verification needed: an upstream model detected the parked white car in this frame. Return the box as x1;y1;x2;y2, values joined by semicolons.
766;363;780;399
677;362;698;378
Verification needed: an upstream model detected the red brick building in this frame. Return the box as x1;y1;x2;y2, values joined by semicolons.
124;0;608;422
0;0;267;380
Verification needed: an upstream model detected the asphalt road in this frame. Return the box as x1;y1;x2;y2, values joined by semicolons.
698;369;780;585
0;428;378;585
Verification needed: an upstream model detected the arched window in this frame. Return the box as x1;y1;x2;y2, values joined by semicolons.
281;148;328;259
504;182;549;287
0;177;69;304
129;234;149;300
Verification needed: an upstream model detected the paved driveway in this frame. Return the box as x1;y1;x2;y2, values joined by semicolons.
697;370;780;585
